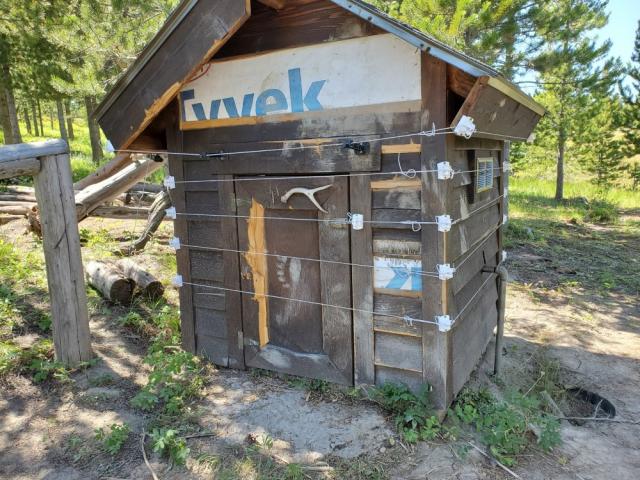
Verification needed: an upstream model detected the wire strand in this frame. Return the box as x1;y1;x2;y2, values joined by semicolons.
452;273;497;322
182;281;440;326
177;242;440;277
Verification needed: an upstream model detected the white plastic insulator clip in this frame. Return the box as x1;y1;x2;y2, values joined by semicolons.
503;161;511;173
165;206;176;219
436;315;452;332
350;213;364;231
527;132;536;143
105;140;115;153
164;175;176;189
437;161;455;180
404;316;415;327
502;251;508;262
436;215;452;232
171;274;183;287
453;115;476;139
503;214;508;225
169;237;181;250
437;264;456;280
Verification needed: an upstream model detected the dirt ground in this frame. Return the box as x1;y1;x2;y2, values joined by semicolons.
1;213;639;479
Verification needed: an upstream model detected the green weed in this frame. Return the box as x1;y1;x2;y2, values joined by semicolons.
94;423;131;455
150;428;190;466
452;388;561;466
373;383;441;443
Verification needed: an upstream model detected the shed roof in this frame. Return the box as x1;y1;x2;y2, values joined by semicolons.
96;0;539;149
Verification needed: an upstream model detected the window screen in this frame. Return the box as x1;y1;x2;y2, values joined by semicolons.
476;157;494;193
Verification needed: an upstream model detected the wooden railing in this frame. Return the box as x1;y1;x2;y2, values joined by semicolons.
0;140;92;365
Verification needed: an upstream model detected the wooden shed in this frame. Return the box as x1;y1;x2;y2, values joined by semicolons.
96;0;544;409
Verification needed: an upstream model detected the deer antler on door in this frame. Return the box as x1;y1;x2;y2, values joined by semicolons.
280;184;333;213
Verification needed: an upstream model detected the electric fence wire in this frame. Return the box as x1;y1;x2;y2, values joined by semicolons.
176;242;440;277
183;281;441;326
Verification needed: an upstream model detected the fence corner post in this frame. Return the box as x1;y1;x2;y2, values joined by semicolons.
34;149;92;365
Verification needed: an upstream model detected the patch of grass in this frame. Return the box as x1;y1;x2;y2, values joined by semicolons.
373;383;440;443
452;388;561;466
94;423;131;455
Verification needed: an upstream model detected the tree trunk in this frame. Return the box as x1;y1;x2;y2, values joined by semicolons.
37;99;44;135
23;107;32;134
0;63;21;144
31;102;40;136
85;261;134;305
0;88;13;143
49;104;54;130
85;96;103;164
65;100;74;140
555;128;565;202
56;99;68;142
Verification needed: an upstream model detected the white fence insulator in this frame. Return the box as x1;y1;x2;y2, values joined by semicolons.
169;237;181;250
453;115;476;139
350;213;364;230
165;206;176;219
171;274;183;287
437;161;455;180
437;264;456;280
436;215;452;232
436;315;453;332
164;175;176;189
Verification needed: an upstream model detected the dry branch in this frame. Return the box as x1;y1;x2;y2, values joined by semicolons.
119;190;171;255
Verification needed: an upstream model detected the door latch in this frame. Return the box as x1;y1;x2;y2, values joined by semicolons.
343;140;370;155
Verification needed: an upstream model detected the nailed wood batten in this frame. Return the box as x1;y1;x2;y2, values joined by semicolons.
34;152;92;365
420;53;452;410
351;175;375;385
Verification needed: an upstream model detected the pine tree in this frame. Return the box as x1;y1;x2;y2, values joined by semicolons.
525;0;621;201
620;20;640;157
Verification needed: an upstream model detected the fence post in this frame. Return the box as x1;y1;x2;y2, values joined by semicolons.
34;148;93;364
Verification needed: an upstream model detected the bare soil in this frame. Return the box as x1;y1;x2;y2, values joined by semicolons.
0;214;638;479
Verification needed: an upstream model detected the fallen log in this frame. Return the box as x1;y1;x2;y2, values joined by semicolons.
0;205;33;215
119;190;171;256
73;153;131;190
90;205;150;219
0;214;24;225
0;193;37;202
116;259;164;299
85;261;134;305
129;183;163;194
75;157;163;221
0;200;37;208
1;185;35;194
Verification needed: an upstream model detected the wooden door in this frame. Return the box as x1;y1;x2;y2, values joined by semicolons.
236;176;352;384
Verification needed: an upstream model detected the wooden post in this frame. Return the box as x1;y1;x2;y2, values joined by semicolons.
32;141;93;364
420;54;452;411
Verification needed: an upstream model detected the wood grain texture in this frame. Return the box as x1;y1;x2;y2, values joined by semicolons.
217;0;384;59
219;175;245;368
0;157;40;179
34;153;92;365
451;77;542;140
420;53;452;409
0;139;66;163
374;332;422;373
85;261;134;305
98;0;250;149
167;116;196;353
351;174;374;385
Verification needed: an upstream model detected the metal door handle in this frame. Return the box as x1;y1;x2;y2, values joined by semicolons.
280;184;333;213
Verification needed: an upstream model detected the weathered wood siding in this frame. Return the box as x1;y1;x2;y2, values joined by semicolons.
447;135;504;395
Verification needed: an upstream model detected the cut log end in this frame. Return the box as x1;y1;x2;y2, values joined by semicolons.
85;261;135;305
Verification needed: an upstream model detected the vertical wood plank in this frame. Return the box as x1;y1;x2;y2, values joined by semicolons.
420;53;453;409
34;152;92;364
166;114;196;353
499;141;510;263
219;175;244;368
319;177;352;383
351;175;374;385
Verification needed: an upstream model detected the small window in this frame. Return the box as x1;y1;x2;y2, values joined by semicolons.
476;157;494;193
